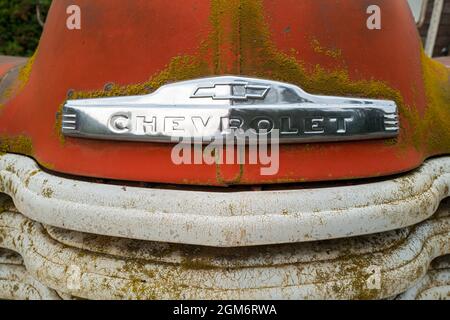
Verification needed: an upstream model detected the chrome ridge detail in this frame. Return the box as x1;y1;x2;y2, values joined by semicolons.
191;80;271;100
61;76;399;143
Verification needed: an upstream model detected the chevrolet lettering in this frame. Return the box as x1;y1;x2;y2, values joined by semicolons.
62;76;399;143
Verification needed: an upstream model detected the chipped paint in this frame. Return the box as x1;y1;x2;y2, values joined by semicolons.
59;0;450;172
0;153;448;247
397;255;450;300
0;262;60;300
0;198;448;299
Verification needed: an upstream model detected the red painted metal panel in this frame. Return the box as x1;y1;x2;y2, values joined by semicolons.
0;0;448;186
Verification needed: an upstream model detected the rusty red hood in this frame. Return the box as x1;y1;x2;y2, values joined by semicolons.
0;0;449;186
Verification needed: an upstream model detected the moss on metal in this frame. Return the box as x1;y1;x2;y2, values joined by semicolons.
0;135;33;156
311;38;342;59
41;187;54;198
57;0;449;184
17;50;37;90
420;51;450;154
66;0;414;132
0;49;37;112
70;56;210;100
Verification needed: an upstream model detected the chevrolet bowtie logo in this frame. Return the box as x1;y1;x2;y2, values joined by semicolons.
62;76;399;144
191;82;271;101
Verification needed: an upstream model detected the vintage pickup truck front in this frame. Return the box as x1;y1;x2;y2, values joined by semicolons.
0;0;449;300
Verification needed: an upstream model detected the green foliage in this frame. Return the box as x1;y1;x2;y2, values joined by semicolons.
0;0;52;57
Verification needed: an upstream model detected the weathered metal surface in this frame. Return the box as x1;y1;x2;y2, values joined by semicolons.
0;0;448;186
0;153;448;247
0;265;61;300
397;255;450;300
0;57;27;108
0;249;60;300
0;248;22;265
0;56;27;79
0;199;448;300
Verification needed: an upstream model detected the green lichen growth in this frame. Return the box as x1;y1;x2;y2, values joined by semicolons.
0;69;19;111
66;0;414;130
0;50;38;112
71;55;210;100
311;38;342;59
55;103;66;144
24;170;40;187
38;160;55;170
0;86;13;102
57;0;449;185
17;50;37;90
420;51;450;154
0;135;33;156
41;187;54;198
215;162;244;186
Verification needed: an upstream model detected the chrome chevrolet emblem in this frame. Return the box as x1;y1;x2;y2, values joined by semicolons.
62;76;399;143
191;81;271;100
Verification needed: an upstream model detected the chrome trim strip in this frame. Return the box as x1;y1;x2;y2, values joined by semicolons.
62;76;399;143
